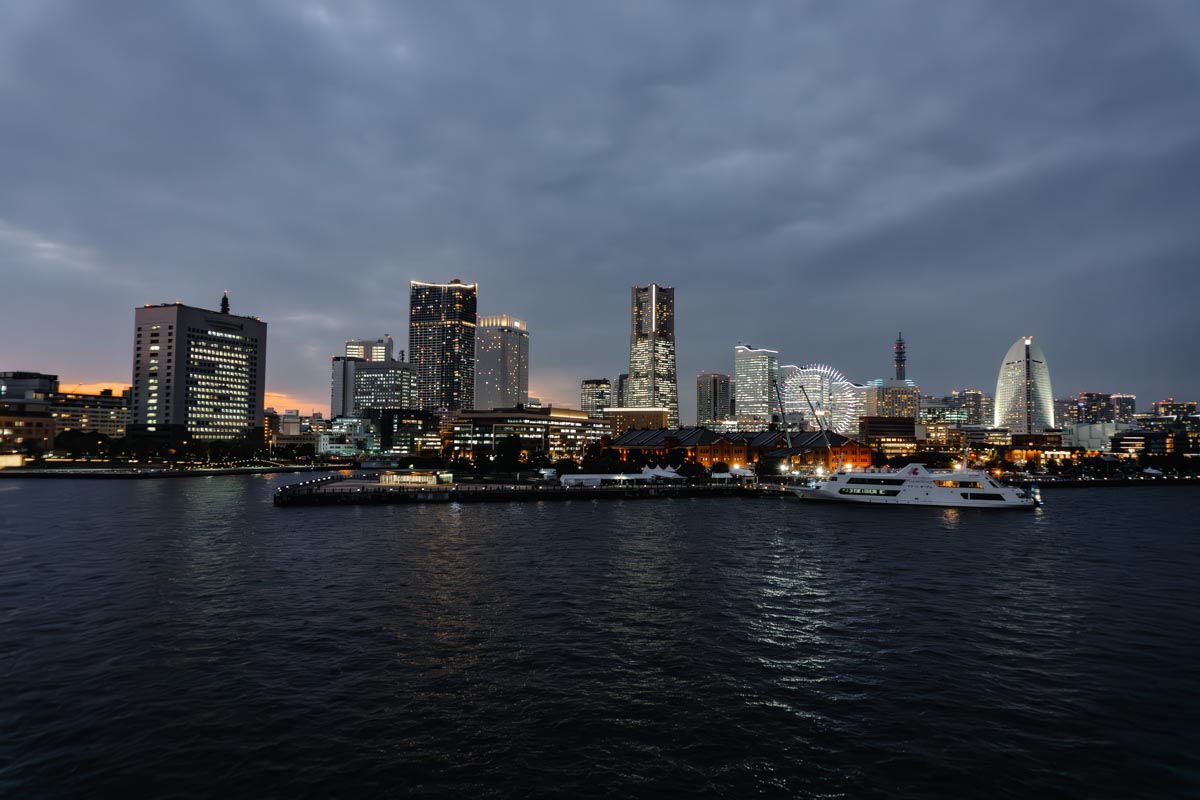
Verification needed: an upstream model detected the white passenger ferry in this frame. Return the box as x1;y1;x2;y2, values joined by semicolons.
792;464;1040;509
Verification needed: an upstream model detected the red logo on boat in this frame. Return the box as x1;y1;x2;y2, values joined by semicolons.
910;468;919;475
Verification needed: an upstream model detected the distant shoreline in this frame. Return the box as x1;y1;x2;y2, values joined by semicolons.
0;465;344;480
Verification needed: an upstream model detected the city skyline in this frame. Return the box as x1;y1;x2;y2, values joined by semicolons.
3;3;1199;415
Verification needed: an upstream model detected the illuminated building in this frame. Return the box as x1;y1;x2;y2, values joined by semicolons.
50;389;131;439
130;294;267;442
345;337;394;362
626;284;679;427
950;389;988;426
409;279;477;411
734;345;779;432
696;372;731;427
580;379;612;419
994;336;1054;434
333;357;419;419
615;373;629;407
475;314;529;411
0;372;59;398
864;334;919;422
450;406;611;460
1109;393;1137;424
601;407;670;437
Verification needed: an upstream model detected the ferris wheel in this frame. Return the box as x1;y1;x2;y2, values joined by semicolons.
779;363;865;434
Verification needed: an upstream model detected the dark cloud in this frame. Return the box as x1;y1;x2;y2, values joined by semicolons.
2;0;1198;416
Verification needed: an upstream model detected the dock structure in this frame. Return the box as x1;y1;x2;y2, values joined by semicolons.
274;475;783;507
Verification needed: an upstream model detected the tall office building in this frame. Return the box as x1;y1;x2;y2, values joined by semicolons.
354;361;418;414
1109;393;1137;424
864;334;919;421
345;337;394;362
475;314;529;411
580;379;612;419
130;294;267;441
734;345;780;432
950;388;987;426
331;356;361;418
615;373;629;407
409;279;478;411
626;283;679;427
696;372;731;427
994;336;1054;434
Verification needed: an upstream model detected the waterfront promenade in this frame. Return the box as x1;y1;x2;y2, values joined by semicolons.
274;475;781;506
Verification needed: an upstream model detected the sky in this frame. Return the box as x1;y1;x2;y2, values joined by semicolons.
2;0;1199;422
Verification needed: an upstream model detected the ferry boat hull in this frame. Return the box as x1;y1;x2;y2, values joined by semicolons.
792;464;1039;509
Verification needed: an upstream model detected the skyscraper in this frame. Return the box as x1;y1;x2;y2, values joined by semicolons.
130;294;267;441
615;373;629;407
345;337;394;362
696;372;731;427
734;345;780;432
580;379;612;419
626;284;679;427
475;314;529;411
331;356;361;418
409;279;478;411
994;336;1054;434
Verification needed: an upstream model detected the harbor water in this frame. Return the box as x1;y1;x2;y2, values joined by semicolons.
1;475;1198;797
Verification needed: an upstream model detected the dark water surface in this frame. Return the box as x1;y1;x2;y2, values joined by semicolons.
2;475;1198;798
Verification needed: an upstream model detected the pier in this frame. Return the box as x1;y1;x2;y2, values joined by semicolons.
274;475;785;507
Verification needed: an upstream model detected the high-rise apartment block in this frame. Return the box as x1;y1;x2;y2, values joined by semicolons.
580;378;612;419
409;279;477;411
345;337;394;362
130;295;267;441
994;336;1054;434
626;284;679;427
696;372;731;427
475;314;529;411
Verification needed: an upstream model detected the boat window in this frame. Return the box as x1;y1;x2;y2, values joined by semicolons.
847;477;907;486
935;480;983;489
959;492;1006;501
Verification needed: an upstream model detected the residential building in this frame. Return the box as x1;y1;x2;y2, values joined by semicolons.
409;279;477;411
696;372;732;428
734;346;779;432
130;294;267;442
994;336;1054;434
580;379;612;419
626;284;679;427
475;314;529;411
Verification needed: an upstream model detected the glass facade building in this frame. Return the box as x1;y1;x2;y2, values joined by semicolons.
580;378;612;419
626;284;679;427
696;372;731;427
475;315;529;411
409;280;477;411
994;336;1054;434
734;345;779;432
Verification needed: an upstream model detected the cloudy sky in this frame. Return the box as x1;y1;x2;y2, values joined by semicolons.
2;0;1198;420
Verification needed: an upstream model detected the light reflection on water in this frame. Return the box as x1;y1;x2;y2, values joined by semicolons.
0;479;1197;798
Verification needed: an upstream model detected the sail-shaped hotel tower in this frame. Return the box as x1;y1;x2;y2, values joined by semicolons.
994;336;1054;434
